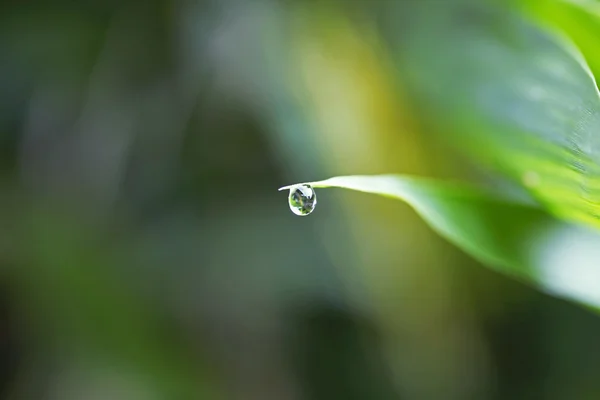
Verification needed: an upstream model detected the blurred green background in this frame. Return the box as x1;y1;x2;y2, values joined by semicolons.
1;0;600;399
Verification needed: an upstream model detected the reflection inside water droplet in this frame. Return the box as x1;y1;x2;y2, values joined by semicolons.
288;184;317;216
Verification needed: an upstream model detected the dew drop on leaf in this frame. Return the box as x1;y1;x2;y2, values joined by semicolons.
288;184;317;216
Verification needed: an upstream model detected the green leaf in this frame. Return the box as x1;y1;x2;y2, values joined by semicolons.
280;175;600;311
522;0;600;83
382;1;600;228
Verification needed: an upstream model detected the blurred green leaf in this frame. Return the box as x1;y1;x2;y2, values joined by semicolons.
281;175;600;311
384;1;600;228
522;0;600;81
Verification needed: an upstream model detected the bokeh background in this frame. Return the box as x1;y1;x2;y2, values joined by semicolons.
1;0;600;399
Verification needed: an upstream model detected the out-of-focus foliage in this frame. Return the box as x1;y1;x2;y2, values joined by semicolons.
2;0;600;400
377;0;600;228
523;0;600;79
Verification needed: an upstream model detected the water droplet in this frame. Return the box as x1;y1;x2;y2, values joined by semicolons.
288;184;317;216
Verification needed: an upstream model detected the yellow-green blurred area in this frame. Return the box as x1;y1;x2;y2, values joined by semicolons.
2;0;600;399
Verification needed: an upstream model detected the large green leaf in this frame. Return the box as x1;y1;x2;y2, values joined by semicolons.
522;0;600;82
380;1;600;228
280;175;600;311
